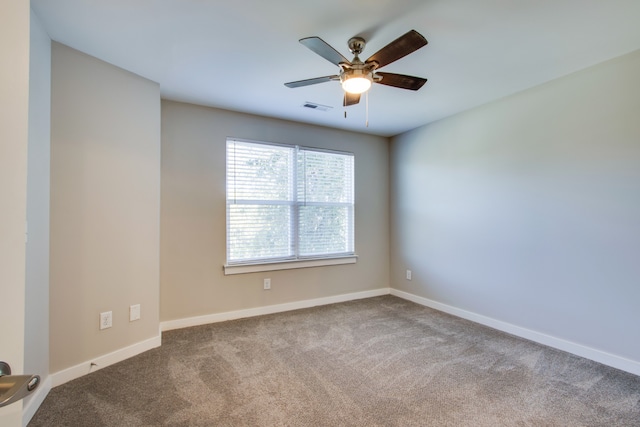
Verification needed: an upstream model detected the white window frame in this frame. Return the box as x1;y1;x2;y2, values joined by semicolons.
224;138;357;275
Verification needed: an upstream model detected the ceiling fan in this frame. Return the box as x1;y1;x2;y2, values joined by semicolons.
285;30;428;107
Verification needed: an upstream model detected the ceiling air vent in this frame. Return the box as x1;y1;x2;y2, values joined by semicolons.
302;102;332;112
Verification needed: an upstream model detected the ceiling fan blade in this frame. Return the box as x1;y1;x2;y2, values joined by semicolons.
375;72;427;91
284;75;338;88
365;30;427;69
343;92;361;107
300;37;351;66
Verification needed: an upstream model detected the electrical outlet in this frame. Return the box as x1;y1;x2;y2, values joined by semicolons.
263;278;271;290
100;311;112;330
406;270;412;281
129;304;141;321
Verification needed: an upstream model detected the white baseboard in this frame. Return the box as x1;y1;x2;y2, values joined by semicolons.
390;288;640;377
22;375;51;427
51;290;390;389
47;287;637;398
51;334;162;388
161;288;391;332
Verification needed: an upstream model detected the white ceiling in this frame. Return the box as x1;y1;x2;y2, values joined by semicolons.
31;0;640;137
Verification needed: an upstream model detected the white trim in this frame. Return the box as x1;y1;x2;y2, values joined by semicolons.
51;334;162;388
161;287;390;332
22;375;51;427
227;136;354;156
224;255;358;275
390;288;640;377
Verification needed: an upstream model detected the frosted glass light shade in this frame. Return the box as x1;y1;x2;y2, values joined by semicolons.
341;76;372;94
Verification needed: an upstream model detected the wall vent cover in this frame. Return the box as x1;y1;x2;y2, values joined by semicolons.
302;102;332;112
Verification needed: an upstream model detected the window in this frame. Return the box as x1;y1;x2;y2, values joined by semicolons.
226;138;355;271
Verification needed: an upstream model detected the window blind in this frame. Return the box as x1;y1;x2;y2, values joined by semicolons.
226;139;354;264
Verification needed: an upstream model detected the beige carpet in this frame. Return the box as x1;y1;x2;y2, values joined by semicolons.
29;296;640;426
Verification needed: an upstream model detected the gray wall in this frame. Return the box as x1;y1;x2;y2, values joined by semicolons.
24;7;51;408
390;49;640;364
160;101;390;322
50;43;161;373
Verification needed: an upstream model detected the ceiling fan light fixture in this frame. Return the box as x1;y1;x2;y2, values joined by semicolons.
286;30;428;105
341;70;372;94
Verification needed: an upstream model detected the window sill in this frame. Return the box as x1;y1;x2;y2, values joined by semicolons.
224;255;358;275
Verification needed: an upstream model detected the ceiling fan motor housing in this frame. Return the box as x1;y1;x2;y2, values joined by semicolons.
348;37;366;55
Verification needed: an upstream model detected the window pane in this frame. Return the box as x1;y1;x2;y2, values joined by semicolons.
227;141;292;202
297;150;354;204
298;205;353;256
228;204;292;262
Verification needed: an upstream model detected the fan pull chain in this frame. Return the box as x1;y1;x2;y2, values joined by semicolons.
344;92;348;119
365;91;369;127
